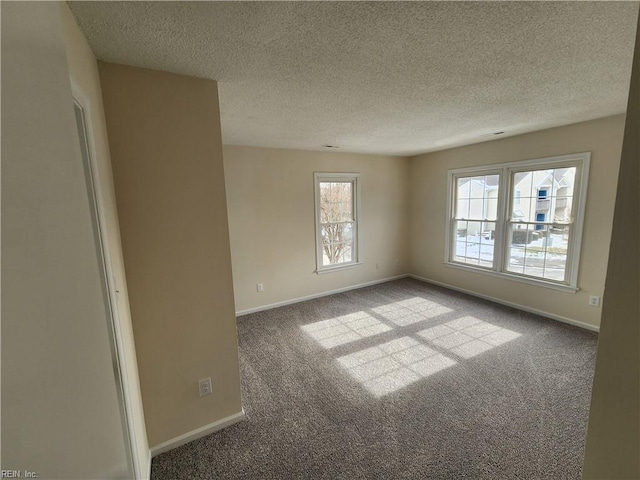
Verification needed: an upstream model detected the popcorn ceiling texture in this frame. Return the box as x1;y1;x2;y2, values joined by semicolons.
69;1;638;156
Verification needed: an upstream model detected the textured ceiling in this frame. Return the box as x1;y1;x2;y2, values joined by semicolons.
69;1;639;156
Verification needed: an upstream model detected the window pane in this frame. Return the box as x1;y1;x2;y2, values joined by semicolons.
511;167;576;225
321;221;355;267
466;220;482;240
523;248;545;278
543;226;570;281
342;242;354;263
321;224;340;243
482;221;496;237
506;223;570;282
507;244;526;274
320;181;353;223
553;197;572;222
322;239;346;265
319;182;333;222
468;198;484;220
321;223;351;245
553;167;576;198
455;174;499;221
456;197;470;219
453;220;494;267
478;221;496;266
325;242;354;265
485;189;499;221
457;178;471;198
342;223;354;242
506;224;532;274
454;220;468;263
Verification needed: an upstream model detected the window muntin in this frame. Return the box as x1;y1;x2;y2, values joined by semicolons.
506;167;576;283
315;173;360;272
452;174;499;268
446;154;589;290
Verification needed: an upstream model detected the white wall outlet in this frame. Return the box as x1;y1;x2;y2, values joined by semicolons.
588;295;600;307
395;258;400;267
198;377;212;397
375;262;380;269
257;283;264;292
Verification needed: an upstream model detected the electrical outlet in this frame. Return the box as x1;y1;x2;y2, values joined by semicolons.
395;258;400;267
588;295;600;307
257;283;264;292
198;377;212;397
375;262;380;269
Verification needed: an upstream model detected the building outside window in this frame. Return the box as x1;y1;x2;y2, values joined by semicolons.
445;153;590;291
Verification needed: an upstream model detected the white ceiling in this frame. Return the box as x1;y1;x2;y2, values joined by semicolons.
69;1;639;156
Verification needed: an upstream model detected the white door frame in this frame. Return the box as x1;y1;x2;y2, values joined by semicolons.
72;81;141;479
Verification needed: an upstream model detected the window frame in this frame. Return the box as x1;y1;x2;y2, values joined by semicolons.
314;172;362;274
444;153;590;292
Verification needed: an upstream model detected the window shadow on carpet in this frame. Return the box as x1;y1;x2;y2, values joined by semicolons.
301;294;521;397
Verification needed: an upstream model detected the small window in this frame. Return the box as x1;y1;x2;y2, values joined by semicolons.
314;173;361;273
445;153;590;291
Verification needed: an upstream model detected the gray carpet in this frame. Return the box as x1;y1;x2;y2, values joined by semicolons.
151;278;598;479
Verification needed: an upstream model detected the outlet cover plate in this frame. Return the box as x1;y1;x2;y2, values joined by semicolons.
198;377;212;397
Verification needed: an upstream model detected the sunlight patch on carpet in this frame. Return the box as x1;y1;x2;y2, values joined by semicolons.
417;316;521;359
301;311;392;348
371;297;452;327
337;336;457;397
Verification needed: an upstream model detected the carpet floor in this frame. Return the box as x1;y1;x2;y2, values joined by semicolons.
151;278;598;479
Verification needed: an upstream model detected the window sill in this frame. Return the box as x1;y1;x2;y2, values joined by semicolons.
444;261;579;293
316;262;364;275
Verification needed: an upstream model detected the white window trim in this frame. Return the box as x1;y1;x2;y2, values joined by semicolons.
314;172;363;274
444;152;590;292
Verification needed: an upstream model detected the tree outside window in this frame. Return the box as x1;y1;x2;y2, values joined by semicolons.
315;173;360;272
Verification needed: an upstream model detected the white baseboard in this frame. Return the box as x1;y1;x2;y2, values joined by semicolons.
234;272;600;331
236;274;410;316
150;409;246;457
409;274;600;332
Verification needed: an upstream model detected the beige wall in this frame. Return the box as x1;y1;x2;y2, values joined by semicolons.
584;16;639;478
223;146;410;313
99;63;243;447
2;3;132;478
60;5;150;477
409;115;626;328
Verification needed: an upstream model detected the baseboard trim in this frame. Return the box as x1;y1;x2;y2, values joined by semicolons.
409;274;600;332
236;274;410;316
150;409;246;457
235;272;600;332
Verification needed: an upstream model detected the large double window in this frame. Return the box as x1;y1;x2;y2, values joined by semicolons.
446;153;590;291
314;173;360;273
